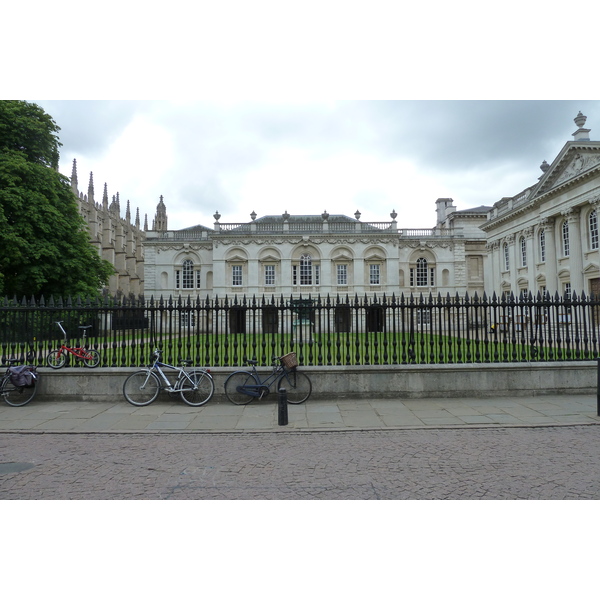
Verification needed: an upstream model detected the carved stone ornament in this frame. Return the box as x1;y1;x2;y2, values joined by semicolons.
554;153;600;187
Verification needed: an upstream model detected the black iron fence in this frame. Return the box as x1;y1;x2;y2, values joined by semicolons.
1;291;598;367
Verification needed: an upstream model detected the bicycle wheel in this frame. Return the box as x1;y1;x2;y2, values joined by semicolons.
82;349;100;368
47;349;66;369
123;370;160;406
224;371;259;405
180;370;215;407
278;370;312;404
1;375;37;407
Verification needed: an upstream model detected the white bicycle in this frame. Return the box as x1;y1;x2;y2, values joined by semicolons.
123;349;214;407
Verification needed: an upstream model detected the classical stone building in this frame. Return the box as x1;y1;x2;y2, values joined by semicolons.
70;159;147;296
482;112;600;299
143;199;490;302
72;111;600;307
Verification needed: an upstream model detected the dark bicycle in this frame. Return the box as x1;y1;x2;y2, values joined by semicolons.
223;352;311;405
1;357;38;407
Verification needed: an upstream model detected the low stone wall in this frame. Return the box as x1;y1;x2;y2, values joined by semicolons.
34;361;597;403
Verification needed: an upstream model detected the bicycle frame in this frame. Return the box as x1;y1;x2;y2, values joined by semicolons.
236;362;286;397
146;355;204;392
54;322;93;358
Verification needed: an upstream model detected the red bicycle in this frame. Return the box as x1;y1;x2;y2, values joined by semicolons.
46;321;101;369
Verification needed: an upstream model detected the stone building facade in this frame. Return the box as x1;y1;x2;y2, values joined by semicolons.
143;199;490;302
70;159;147;296
482;112;600;299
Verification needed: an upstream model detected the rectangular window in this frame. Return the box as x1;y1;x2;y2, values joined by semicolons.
181;311;196;328
540;230;546;263
264;265;275;286
563;222;570;257
232;265;242;286
196;270;201;289
369;264;380;285
430;268;435;287
591;211;599;250
292;265;297;286
175;270;180;289
315;265;320;286
337;264;347;286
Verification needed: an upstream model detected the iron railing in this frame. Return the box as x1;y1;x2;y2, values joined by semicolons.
1;291;598;368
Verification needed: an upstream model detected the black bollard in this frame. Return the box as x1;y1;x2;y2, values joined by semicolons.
597;359;600;417
278;387;288;426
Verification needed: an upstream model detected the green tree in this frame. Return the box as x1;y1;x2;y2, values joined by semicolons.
0;101;114;298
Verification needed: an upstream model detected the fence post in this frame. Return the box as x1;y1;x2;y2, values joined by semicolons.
278;387;288;426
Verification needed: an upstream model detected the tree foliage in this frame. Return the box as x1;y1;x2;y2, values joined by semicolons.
0;101;114;298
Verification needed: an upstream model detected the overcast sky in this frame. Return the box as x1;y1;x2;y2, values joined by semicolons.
6;4;600;232
29;100;600;231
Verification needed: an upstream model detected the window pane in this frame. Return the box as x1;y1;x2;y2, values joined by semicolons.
416;257;428;286
232;265;242;286
370;264;380;285
182;259;194;289
265;265;275;286
563;221;570;256
590;210;598;250
300;254;312;285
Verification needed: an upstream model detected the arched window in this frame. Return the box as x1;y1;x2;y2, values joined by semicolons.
539;229;546;263
182;259;194;289
293;253;320;286
590;209;598;250
520;236;527;267
503;243;510;271
300;254;312;285
176;259;200;289
562;220;570;257
416;257;428;286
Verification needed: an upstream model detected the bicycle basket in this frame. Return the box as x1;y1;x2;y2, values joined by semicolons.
280;352;298;370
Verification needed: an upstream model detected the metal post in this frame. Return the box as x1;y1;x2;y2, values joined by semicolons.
597;359;600;417
278;387;288;426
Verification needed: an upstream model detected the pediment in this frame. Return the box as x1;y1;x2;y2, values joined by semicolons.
331;251;354;262
534;143;600;198
225;252;248;263
259;253;281;263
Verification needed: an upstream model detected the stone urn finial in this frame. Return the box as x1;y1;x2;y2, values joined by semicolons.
250;211;257;221
282;211;290;221
213;211;221;222
321;210;329;221
574;111;587;128
354;210;361;221
390;210;398;220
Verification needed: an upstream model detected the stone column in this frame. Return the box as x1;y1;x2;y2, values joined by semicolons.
524;227;535;292
541;218;558;294
564;208;584;295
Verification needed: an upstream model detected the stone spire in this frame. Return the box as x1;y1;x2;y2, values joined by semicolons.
152;195;168;231
87;172;95;204
135;207;140;229
126;199;131;223
144;214;149;231
573;111;591;141
102;183;109;210
70;159;79;195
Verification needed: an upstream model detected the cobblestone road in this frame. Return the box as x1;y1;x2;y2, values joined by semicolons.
1;425;599;499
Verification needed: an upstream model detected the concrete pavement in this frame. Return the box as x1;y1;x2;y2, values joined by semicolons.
1;393;599;432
